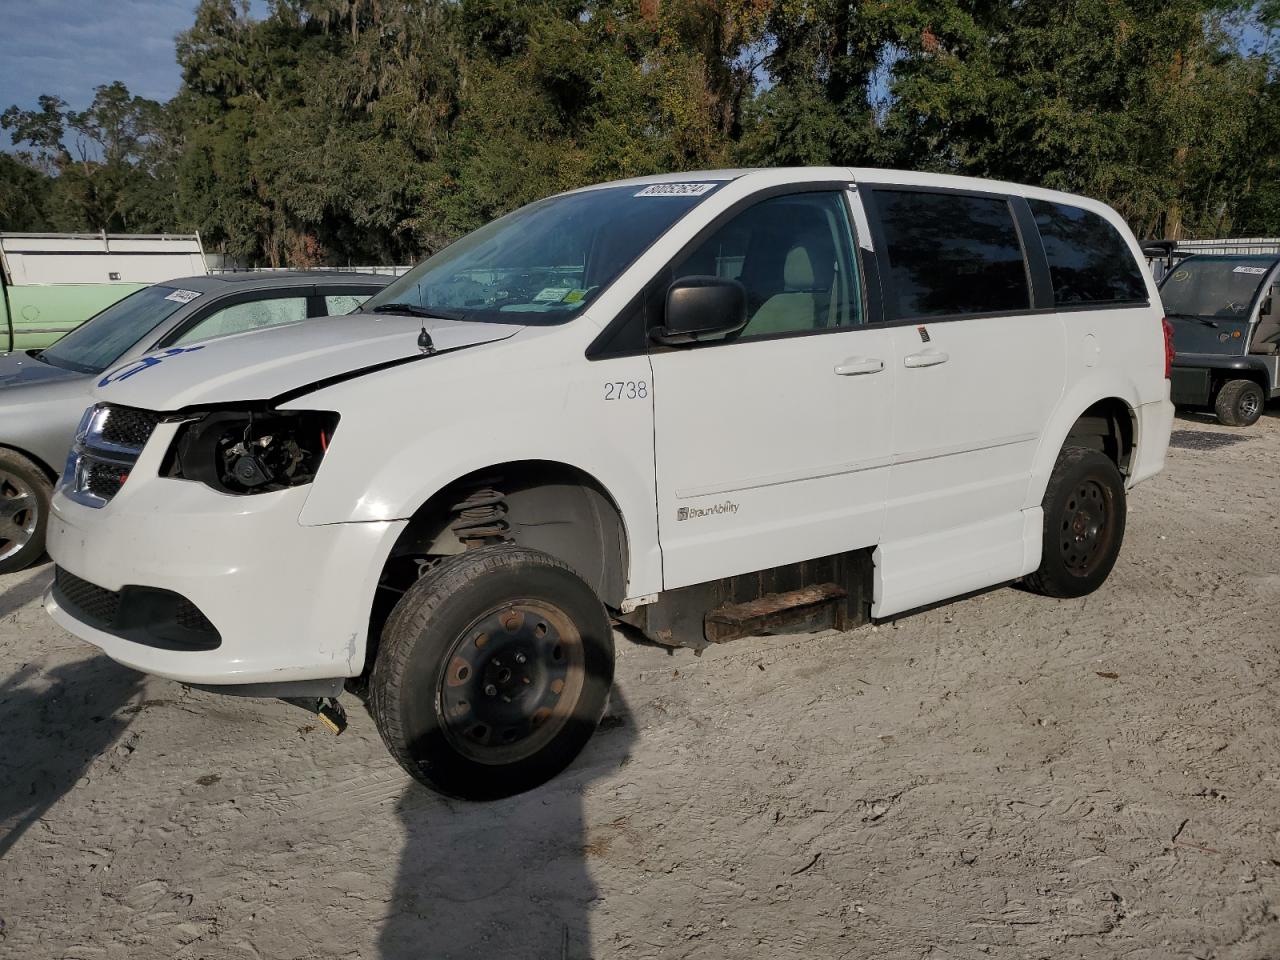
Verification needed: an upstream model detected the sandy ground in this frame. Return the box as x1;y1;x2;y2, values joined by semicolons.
2;410;1279;960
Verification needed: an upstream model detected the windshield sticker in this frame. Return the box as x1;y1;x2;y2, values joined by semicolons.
533;287;572;302
1233;265;1269;276
634;182;716;197
561;289;589;304
98;345;205;388
164;289;203;304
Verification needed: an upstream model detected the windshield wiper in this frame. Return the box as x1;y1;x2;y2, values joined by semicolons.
1166;312;1220;327
370;303;466;321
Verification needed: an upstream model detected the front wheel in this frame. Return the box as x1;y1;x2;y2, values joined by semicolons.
1025;445;1127;599
0;449;51;575
1214;378;1264;427
370;544;615;800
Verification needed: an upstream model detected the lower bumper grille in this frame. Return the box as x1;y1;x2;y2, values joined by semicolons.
54;567;221;651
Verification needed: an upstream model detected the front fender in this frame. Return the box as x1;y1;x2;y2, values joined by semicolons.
287;336;663;598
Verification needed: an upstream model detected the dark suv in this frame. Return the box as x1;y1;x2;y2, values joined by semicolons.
1164;254;1280;426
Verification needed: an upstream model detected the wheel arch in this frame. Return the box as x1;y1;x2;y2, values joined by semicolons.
363;459;632;677
1028;393;1138;507
0;442;59;483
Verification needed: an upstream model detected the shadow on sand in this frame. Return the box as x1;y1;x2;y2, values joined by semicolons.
0;655;142;860
380;689;636;960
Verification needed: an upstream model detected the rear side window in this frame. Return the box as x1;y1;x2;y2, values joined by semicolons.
1029;199;1147;306
873;189;1029;319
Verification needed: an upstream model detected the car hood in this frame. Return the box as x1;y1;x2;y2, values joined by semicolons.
91;313;523;410
0;351;87;389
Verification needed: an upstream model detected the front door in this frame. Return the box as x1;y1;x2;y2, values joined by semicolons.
649;189;897;589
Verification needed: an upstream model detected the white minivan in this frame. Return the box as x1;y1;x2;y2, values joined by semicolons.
44;168;1175;798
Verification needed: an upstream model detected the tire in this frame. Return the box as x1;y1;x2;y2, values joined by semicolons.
0;449;51;575
1025;445;1127;599
1214;379;1265;427
370;544;614;800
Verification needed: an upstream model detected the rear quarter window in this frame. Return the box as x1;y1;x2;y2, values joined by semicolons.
1028;199;1147;306
872;189;1031;320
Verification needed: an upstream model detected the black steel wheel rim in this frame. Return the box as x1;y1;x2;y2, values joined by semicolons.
436;600;586;765
1059;478;1114;577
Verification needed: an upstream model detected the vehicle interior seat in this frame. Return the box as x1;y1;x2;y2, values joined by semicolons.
739;208;838;338
1249;310;1280;354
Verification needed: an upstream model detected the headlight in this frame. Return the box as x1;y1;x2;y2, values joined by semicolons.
163;409;340;495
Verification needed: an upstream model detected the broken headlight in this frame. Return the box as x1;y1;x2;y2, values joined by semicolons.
163;410;340;495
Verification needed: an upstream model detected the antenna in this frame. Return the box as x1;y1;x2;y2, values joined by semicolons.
418;325;436;355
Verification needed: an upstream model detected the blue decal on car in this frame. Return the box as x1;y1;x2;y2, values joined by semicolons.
98;345;206;387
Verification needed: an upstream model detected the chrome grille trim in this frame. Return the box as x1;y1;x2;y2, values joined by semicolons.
62;404;161;509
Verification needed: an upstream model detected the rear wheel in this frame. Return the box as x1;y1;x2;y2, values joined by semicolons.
1026;445;1127;599
370;544;614;800
0;450;51;575
1214;379;1264;427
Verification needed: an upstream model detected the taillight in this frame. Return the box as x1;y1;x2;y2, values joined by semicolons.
1161;317;1175;379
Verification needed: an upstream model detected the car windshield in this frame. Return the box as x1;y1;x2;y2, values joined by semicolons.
39;285;190;374
362;182;722;324
1160;257;1276;320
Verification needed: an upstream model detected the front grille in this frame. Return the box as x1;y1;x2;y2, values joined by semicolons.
55;568;121;626
54;566;221;651
85;461;129;501
99;406;161;448
65;404;162;508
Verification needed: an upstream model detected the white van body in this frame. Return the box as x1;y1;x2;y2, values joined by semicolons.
43;168;1173;795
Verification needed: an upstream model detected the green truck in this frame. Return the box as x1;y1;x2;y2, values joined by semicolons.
1;232;207;352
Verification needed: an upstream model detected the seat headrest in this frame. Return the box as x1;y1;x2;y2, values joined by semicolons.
784;245;815;289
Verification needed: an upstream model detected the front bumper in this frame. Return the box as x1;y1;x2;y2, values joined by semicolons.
46;423;405;685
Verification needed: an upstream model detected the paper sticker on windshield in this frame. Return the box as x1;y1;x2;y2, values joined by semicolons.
634;183;716;197
1233;265;1269;276
533;287;572;302
164;289;203;304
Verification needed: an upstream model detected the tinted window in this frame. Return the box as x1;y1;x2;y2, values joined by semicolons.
173;295;308;345
874;190;1030;319
1029;199;1147;305
39;285;188;374
669;192;862;338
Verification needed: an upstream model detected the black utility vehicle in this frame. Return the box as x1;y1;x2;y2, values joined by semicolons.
1163;254;1280;426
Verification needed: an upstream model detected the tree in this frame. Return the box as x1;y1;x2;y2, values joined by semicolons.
1;82;176;232
0;153;54;231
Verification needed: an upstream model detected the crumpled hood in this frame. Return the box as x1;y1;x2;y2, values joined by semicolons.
0;351;85;389
91;312;522;410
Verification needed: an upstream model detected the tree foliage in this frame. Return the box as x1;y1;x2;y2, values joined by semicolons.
2;0;1276;254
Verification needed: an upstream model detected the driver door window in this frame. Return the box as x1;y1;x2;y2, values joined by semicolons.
669;191;863;338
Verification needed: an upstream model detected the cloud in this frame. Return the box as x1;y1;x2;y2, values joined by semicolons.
2;0;203;111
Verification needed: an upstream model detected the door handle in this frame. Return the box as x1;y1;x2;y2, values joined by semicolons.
834;357;884;376
903;350;949;368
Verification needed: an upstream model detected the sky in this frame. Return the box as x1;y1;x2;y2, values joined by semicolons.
0;0;267;119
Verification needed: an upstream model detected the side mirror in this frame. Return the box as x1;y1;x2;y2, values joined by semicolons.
651;276;747;346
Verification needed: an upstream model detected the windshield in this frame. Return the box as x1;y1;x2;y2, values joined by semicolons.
362;182;722;323
39;285;188;374
1160;257;1276;320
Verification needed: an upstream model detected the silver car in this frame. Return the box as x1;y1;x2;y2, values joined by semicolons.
0;270;390;573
